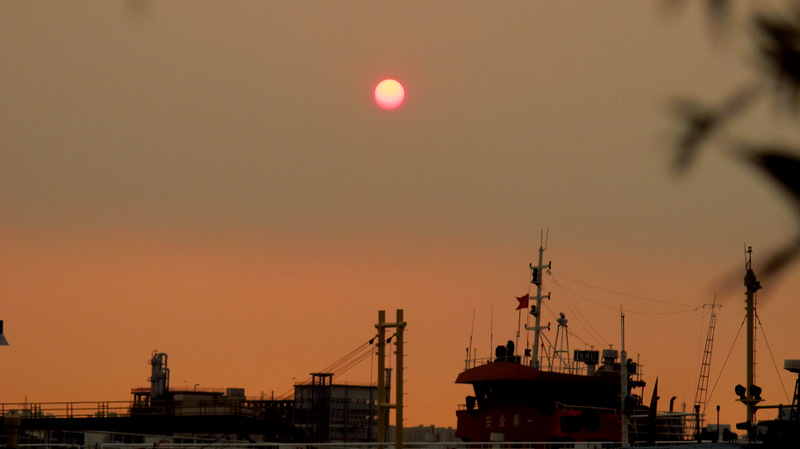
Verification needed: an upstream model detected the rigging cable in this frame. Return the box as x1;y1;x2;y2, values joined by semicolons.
548;272;609;348
566;328;592;348
707;315;745;405
550;270;700;310
755;313;791;402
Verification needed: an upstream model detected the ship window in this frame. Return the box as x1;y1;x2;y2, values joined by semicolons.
560;415;581;433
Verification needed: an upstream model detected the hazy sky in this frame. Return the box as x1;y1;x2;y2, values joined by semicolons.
2;1;800;431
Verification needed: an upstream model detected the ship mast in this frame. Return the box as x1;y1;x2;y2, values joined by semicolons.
526;232;551;369
742;247;762;440
621;309;630;447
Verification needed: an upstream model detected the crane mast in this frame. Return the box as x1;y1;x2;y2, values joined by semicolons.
693;297;721;429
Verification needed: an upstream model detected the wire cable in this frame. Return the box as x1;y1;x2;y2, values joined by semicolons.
550;270;700;310
756;313;791;402
547;273;610;347
274;335;380;400
707;315;745;405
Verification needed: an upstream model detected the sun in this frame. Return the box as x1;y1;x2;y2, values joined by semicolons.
374;79;405;110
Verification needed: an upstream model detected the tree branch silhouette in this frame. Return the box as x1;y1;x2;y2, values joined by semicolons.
671;1;800;283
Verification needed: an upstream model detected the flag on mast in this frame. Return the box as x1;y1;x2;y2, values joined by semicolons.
515;294;529;310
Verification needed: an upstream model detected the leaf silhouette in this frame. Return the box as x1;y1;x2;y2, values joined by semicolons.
739;147;800;279
754;8;800;110
672;86;758;173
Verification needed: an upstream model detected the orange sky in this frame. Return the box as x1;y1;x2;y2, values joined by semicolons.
2;0;800;431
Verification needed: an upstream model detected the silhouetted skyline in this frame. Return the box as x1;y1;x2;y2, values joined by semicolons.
2;1;798;429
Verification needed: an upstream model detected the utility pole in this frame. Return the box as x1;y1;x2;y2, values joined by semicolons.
376;310;407;449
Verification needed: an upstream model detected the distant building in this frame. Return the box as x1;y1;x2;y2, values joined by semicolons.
293;373;389;442
390;425;458;443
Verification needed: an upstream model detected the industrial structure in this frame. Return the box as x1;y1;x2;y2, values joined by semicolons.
1;335;397;447
293;372;389;442
0;312;408;447
0;351;295;446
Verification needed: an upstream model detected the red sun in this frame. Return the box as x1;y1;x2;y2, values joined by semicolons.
374;79;405;110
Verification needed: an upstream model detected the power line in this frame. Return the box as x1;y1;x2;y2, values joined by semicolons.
756;313;791;402
707;315;745;405
275;335;387;400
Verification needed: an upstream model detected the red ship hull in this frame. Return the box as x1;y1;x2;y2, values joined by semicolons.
456;405;621;443
455;361;634;443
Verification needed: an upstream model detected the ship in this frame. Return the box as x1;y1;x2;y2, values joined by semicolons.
454;241;693;444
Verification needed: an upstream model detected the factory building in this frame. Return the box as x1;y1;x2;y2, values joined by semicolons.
292;372;389;443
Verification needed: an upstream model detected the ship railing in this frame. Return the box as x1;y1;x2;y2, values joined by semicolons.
628;410;695;442
14;443;626;449
0;400;279;419
462;356;645;384
465;356;592;374
666;411;736;443
1;401;132;419
294;380;379;388
456;401;620;415
552;402;618;414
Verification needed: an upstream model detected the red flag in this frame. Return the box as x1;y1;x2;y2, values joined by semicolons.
516;294;529;310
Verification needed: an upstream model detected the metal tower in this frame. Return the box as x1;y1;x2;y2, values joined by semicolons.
551;312;573;373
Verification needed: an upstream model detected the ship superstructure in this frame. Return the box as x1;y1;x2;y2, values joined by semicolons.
455;242;691;444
